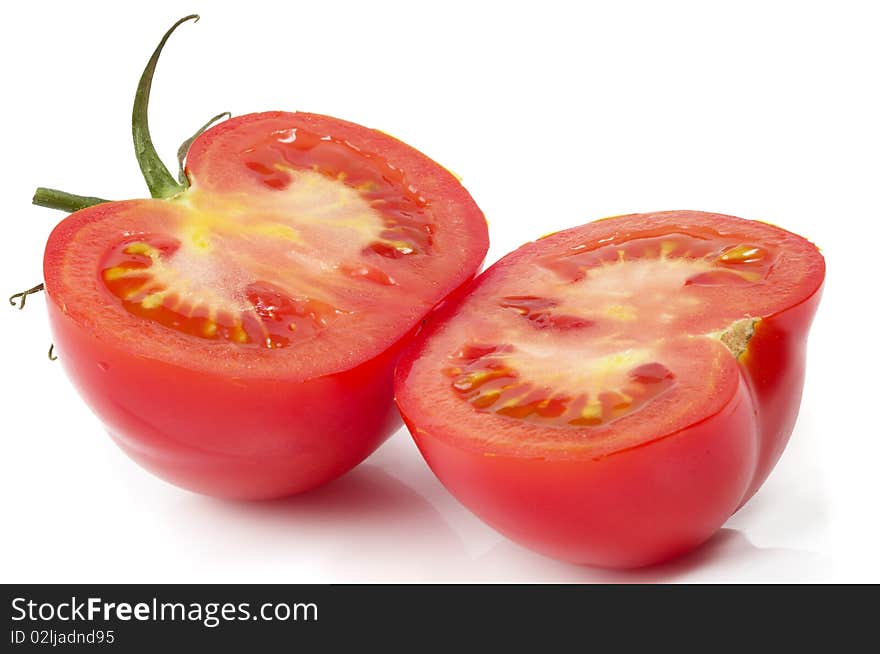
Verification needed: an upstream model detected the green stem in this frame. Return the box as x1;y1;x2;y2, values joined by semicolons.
177;111;231;185
133;15;199;199
32;187;109;212
9;283;44;310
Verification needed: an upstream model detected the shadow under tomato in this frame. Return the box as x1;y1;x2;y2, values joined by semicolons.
168;463;471;582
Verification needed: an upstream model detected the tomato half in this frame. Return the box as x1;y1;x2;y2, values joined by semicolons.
394;210;824;568
44;111;488;499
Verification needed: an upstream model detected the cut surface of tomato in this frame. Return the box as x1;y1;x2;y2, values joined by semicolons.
46;112;488;381
395;210;824;566
398;211;821;458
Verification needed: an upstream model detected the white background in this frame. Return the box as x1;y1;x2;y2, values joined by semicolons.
1;0;877;583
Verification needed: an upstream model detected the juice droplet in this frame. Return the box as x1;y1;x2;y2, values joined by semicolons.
717;244;768;265
498;296;594;330
629;362;674;385
685;269;759;287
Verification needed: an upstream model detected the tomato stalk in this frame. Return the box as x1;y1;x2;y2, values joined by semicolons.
31;15;230;212
8;283;56;360
133;14;199;199
9;283;45;310
31;188;109;213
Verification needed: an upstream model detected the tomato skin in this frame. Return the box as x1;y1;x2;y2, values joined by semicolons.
47;296;413;499
736;285;823;505
404;375;758;568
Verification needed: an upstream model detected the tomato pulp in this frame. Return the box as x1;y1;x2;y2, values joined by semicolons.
39;19;488;499
395;211;824;567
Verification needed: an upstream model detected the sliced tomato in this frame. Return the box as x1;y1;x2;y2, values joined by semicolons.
395;210;824;567
44;111;488;499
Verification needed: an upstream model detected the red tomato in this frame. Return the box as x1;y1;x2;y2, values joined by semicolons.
394;211;824;567
44;111;488;499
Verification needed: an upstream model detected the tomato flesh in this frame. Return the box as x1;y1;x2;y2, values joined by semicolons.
44;111;488;498
101;232;345;348
395;210;824;566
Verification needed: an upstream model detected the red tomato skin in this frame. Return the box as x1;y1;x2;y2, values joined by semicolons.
736;284;823;505
404;376;758;568
47;298;406;499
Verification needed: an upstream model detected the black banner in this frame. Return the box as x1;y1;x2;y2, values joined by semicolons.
2;584;874;650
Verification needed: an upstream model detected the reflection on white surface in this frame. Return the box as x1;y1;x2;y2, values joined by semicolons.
128;426;830;583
